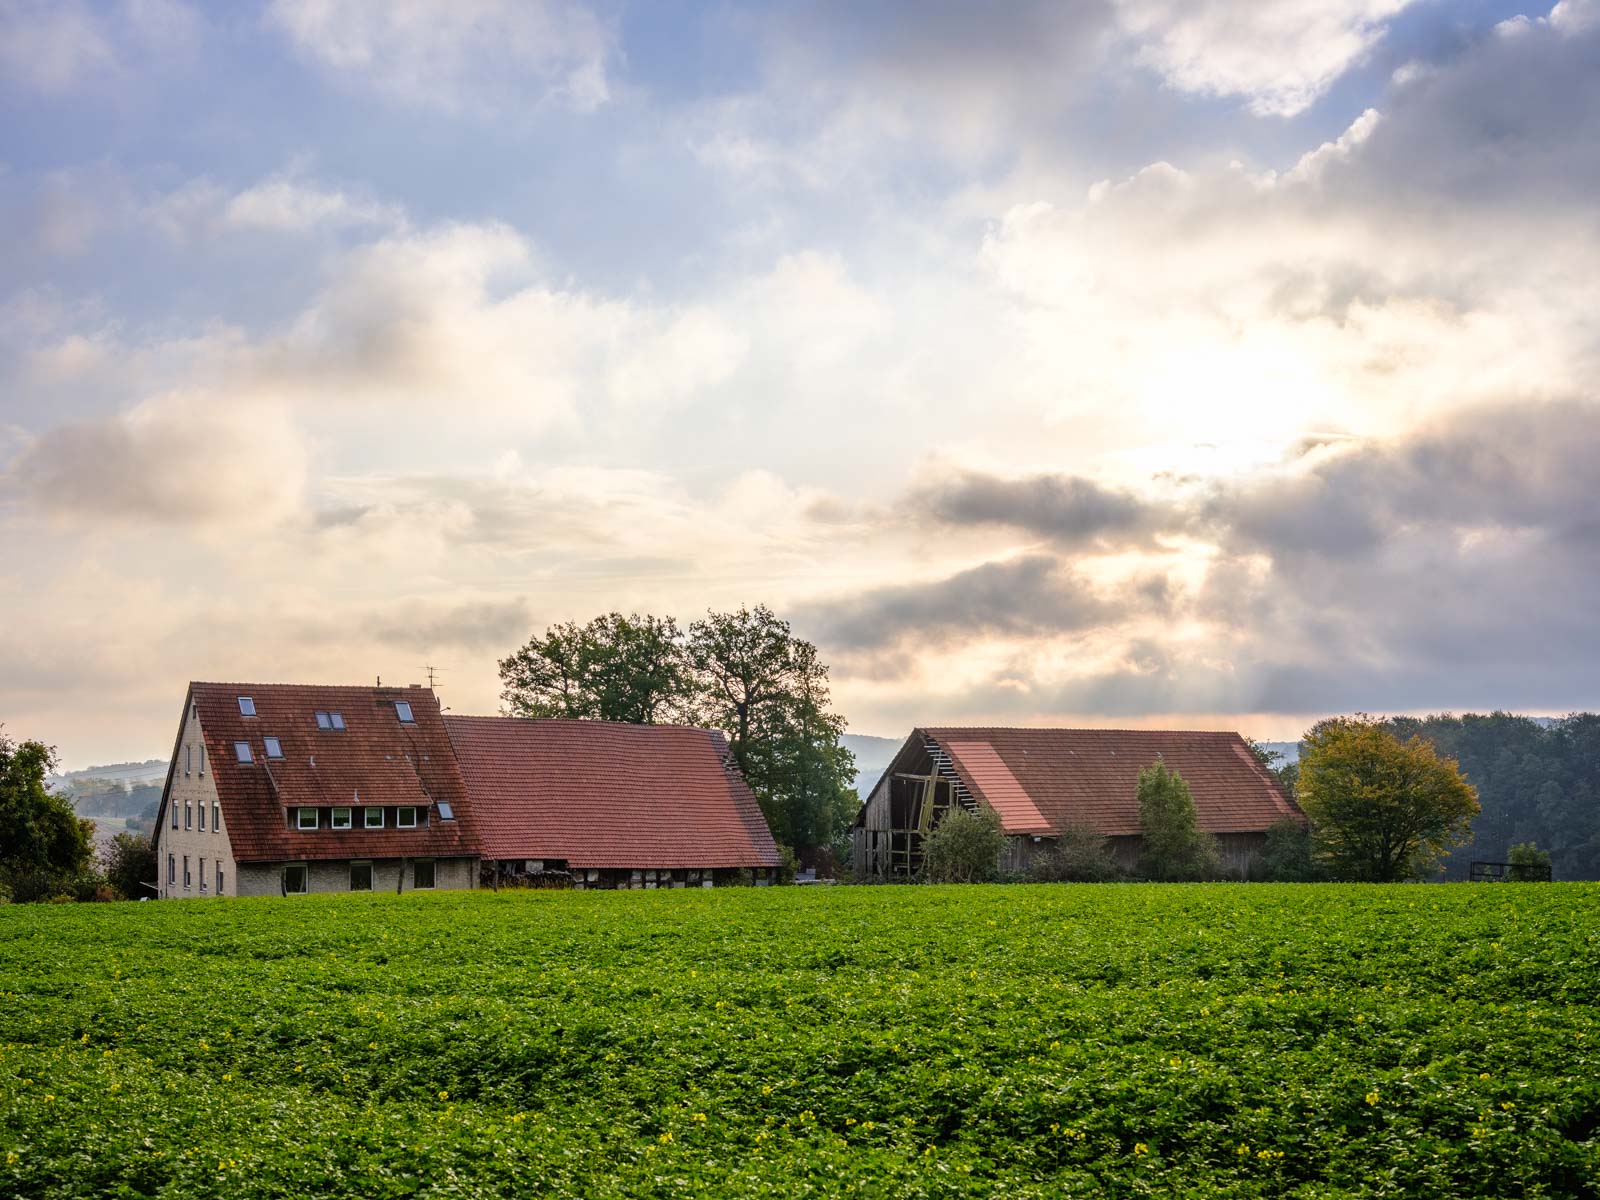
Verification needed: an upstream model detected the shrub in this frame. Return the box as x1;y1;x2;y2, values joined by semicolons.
923;807;1005;883
101;831;158;900
1254;817;1321;882
1137;759;1219;881
1507;841;1552;882
1029;824;1121;882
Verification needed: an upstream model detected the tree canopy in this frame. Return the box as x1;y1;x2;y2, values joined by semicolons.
0;729;93;897
499;606;856;856
922;807;1004;884
1297;715;1479;881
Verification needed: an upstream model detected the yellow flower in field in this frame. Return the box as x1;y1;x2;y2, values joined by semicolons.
1133;1143;1148;1155
222;1074;232;1082
761;1085;772;1095
1237;1145;1250;1156
511;1113;526;1123
438;1090;449;1101
43;1094;54;1103
658;1132;673;1145
1479;1072;1491;1080
1501;1101;1515;1111
1365;1091;1380;1106
692;1112;707;1123
1169;1058;1182;1069
294;1065;303;1074
80;1034;89;1044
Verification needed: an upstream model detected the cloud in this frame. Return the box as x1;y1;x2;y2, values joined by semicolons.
5;392;307;525
911;470;1159;546
0;0;197;93
362;598;533;652
266;0;614;114
798;556;1115;653
1116;0;1418;116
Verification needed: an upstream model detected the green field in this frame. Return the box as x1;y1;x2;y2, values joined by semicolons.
3;884;1597;1198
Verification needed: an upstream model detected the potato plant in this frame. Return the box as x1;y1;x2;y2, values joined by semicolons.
2;883;1597;1197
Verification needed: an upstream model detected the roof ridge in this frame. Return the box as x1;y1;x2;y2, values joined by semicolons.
924;725;1246;737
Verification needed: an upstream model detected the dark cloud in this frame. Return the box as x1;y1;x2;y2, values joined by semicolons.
912;470;1159;546
800;554;1127;653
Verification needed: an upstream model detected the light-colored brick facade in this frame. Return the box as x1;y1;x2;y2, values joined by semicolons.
156;702;239;899
235;857;476;897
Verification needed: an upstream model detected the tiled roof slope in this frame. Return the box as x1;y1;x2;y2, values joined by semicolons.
444;715;782;868
185;682;479;863
924;727;1303;837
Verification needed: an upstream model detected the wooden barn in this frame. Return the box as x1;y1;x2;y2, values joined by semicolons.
445;715;783;888
853;727;1303;880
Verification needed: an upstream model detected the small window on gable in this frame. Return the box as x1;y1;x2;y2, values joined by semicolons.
234;742;252;763
330;712;345;730
364;807;384;828
316;711;332;730
199;745;206;775
264;736;284;759
171;803;179;830
198;802;206;832
331;806;352;830
217;864;224;894
184;801;192;830
212;801;220;832
185;745;192;775
436;801;455;821
397;806;417;828
395;700;415;724
238;697;256;717
297;807;318;830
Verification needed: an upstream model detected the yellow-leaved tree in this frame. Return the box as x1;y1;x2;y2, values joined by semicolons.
1297;715;1479;881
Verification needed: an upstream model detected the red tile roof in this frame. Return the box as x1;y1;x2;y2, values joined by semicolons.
444;715;782;869
177;682;480;863
923;727;1303;837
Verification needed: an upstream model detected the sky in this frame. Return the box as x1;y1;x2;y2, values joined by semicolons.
3;0;1599;767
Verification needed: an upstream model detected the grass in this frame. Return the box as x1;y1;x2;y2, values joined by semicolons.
2;883;1598;1198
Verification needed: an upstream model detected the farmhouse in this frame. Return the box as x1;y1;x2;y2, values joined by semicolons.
154;682;480;898
445;715;783;888
153;681;783;897
853;727;1303;880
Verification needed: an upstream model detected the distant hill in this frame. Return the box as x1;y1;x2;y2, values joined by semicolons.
843;733;904;800
51;759;168;787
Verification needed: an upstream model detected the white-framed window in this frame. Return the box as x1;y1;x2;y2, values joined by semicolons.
264;736;283;759
364;806;384;829
185;745;192;775
397;806;417;828
282;863;308;895
395;700;415;724
412;859;436;889
212;802;220;832
199;745;206;775
350;861;373;891
238;697;256;717
297;807;318;830
216;863;224;894
183;855;191;889
234;741;252;763
331;806;352;829
199;858;207;891
198;801;206;832
436;801;455;821
184;801;192;830
167;853;175;884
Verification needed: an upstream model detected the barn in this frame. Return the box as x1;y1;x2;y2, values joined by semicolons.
445;715;784;888
853;727;1303;880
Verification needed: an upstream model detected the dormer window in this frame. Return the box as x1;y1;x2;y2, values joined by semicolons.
264;737;284;759
364;807;384;829
297;807;318;830
395;701;415;724
238;697;256;717
331;807;352;829
234;742;253;763
397;806;417;828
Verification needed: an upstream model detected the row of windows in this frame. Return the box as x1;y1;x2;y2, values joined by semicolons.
183;743;207;775
235;696;415;726
173;799;222;833
167;853;224;895
292;805;428;831
281;859;435;893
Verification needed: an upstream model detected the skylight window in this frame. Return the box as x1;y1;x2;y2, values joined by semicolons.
331;712;345;729
316;711;347;730
234;742;253;763
264;737;283;759
436;801;455;821
238;697;256;717
395;701;415;724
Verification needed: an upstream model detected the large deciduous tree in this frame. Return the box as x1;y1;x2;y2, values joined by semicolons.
1297;715;1479;881
499;612;695;724
687;606;856;856
0;730;94;897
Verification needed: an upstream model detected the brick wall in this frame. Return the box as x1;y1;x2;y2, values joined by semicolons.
155;703;239;899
